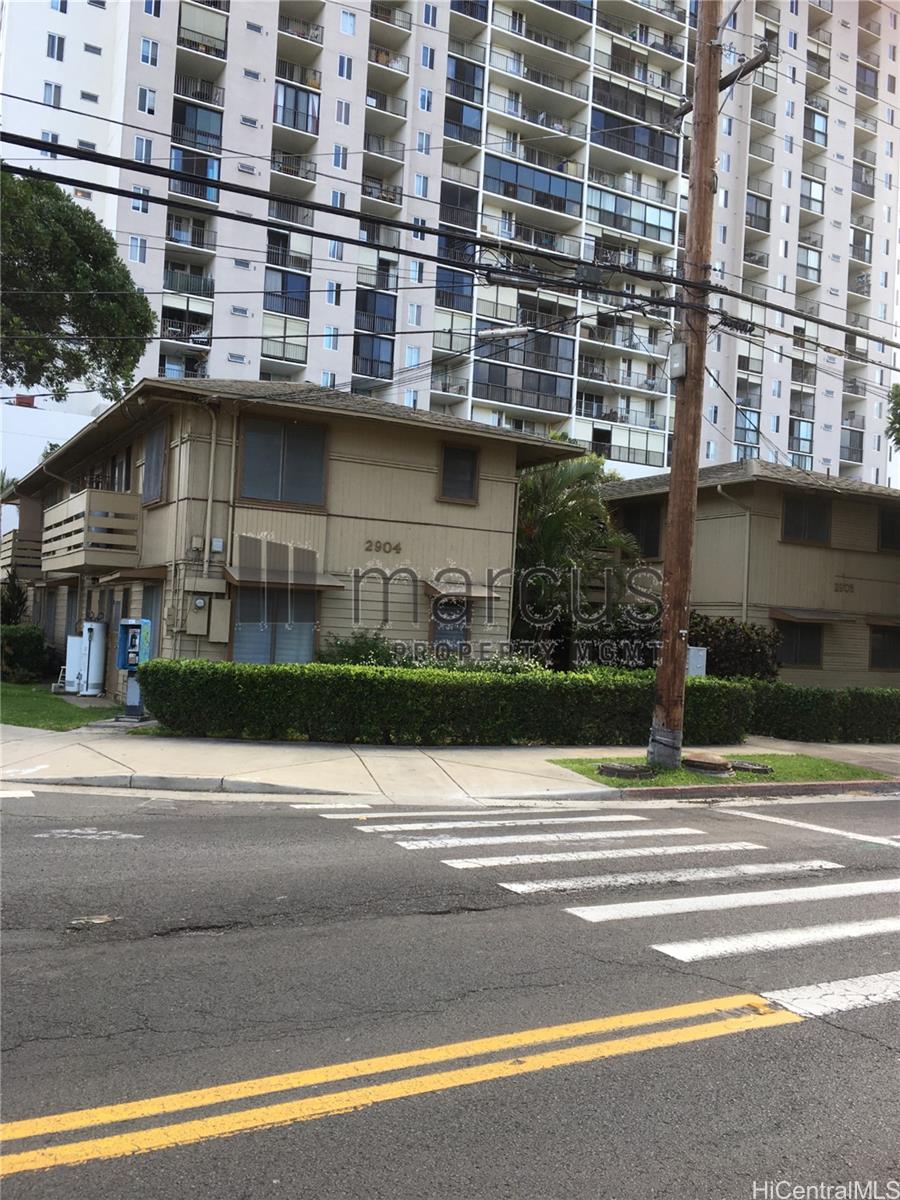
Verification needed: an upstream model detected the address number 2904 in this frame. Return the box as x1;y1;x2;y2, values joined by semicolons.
365;539;402;553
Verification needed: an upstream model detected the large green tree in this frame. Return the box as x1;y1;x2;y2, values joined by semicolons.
513;450;638;651
1;174;155;402
889;382;900;450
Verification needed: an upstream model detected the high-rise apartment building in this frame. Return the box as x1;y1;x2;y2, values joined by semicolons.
2;0;897;484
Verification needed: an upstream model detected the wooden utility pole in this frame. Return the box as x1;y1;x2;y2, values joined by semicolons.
647;0;722;768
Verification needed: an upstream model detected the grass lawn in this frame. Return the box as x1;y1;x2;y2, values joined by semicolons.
0;682;121;731
549;753;891;789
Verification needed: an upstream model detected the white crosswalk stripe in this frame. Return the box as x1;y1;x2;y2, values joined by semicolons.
500;860;844;896
356;814;648;833
395;826;705;850
442;841;767;870
654;917;900;962
764;970;900;1016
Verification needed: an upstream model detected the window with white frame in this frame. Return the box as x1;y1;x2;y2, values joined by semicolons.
47;33;64;60
416;131;431;155
338;53;352;78
408;303;422;325
326;280;341;306
137;85;156;114
414;173;428;198
419;87;432;111
129;236;147;263
324;325;339;350
422;45;434;69
134;135;152;163
340;9;355;34
335;99;350;125
140;37;158;65
132;185;150;212
43;82;61;107
332;144;348;169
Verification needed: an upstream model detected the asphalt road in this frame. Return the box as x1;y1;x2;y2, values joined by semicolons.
2;787;899;1200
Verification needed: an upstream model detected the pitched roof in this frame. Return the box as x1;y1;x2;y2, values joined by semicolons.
603;459;900;505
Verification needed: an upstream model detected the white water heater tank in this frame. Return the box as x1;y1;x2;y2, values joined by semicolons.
79;621;107;696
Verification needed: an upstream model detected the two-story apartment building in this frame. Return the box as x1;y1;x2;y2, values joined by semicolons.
605;460;900;688
2;379;579;699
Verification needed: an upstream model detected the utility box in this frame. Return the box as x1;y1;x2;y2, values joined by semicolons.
686;645;708;678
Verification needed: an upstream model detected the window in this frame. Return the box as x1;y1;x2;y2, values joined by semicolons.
416;131;431;155
879;507;900;551
720;151;731;171
80;90;99;103
409;260;424;283
776;621;823;668
785;100;795;118
326;280;341;306
47;33;64;59
423;2;437;26
84;42;101;54
144;0;160;13
622;503;662;558
327;239;343;260
231;305;248;317
244;68;260;80
332;143;348;168
78;139;96;150
137;85;156;114
338;54;352;79
408;303;422;326
422;45;435;69
241;115;257;127
440;446;478;502
335;99;350;125
722;116;732;135
324;325;339;350
414;173;428;198
784;134;794;154
870;625;900;669
233;586;317;665
240;418;326;506
340;9;355;34
234;259;250;269
405;346;421;368
246;20;262;32
432;596;468;649
129;235;147;263
331;189;346;209
419;87;433;112
412;216;427;241
782;494;830;544
321;370;336;388
51;0;67;9
142;423;166;504
40;131;59;157
404;389;418;409
132;185;150;212
43;81;61;107
705;440;716;460
134;136;152;163
787;30;797;49
718;188;728;208
140;37;158;65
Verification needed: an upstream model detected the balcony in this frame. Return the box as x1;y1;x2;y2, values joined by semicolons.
159;356;208;380
160;317;212;346
41;489;141;573
591;128;677;169
266;243;311;272
593;49;681;94
360;220;401;249
177;24;226;58
491;8;590;60
273;105;319;136
271;152;316;182
165;217;216;251
444;119;482;145
840;439;864;463
746;175;772;197
173;73;224;106
357;265;398;290
368;43;410;74
481;213;583;258
431;374;470;397
489;49;589;100
588;168;677;207
163;268;214;297
365;89;407;118
789;400;815;420
843;378;867;397
0;529;42;581
750;106;776;129
849;240;872;264
268;198;313;226
450;0;488;19
745;212;771;232
848;272;871;297
743;248;769;269
171;122;221;153
260;339;307;364
353;356;393;380
748;139;775;162
472;380;570;413
263;291;310;318
842;413;866;430
274;60;322;88
361;177;403;205
806;51;830;79
277;15;323;44
486;91;587;139
371;2;412;31
355;309;396;334
363;133;405;161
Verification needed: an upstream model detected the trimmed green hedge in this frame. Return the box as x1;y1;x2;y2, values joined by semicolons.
0;624;49;682
137;659;752;746
750;681;900;744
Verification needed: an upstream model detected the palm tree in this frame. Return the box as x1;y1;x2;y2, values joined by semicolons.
513;450;638;654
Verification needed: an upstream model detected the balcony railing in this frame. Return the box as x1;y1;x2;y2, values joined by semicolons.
366;89;407;117
487;91;587;138
489;49;589;99
266;243;311;272
442;162;480;188
357;265;398;290
160;318;212;344
353;356;393;379
171;122;222;152
271;152;316;181
593;49;681;94
748;139;774;162
165;218;216;250
591;128;677;168
169;177;219;202
448;36;486;63
371;2;412;30
491;8;590;60
443;120;481;144
790;401;815;420
368;44;410;73
430;375;469;396
360;220;401;248
277;14;323;43
354;310;396;334
746;175;772;197
261;339;307;363
843;378;867;397
447;77;484;102
481;214;583;258
176;25;226;58
855;146;877;166
842;413;866;429
745;212;771;232
361;177;403;204
840;441;864;463
750;106;776;128
42;489;141;572
433;329;472;353
273;105;319;135
472;380;571;413
588;168;677;207
274;60;322;88
268;198;313;226
364;133;405;160
806;51;830;78
743;249;769;268
163;268;214;297
159;358;208;379
0;530;42;580
173;73;224;106
263;291;310;318
849;241;872;263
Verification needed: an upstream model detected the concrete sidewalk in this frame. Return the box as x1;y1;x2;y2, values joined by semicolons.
1;723;897;802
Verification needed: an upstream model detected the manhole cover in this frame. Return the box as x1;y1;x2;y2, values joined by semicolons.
598;762;655;779
729;760;774;775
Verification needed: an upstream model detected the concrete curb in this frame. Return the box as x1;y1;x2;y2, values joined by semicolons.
0;774;349;796
603;779;900;802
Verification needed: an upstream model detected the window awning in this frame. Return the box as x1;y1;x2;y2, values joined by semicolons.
423;581;502;600
224;565;344;591
97;566;169;584
35;574;79;589
770;607;856;623
866;614;900;628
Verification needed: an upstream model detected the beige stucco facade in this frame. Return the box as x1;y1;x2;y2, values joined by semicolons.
5;379;577;702
607;461;900;689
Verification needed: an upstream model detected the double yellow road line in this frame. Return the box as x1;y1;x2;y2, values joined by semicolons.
0;993;800;1177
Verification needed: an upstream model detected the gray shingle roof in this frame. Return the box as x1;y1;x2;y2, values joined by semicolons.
603;458;900;504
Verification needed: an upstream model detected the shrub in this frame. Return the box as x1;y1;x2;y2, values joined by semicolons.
837;688;900;744
688;614;780;681
137;659;752;745
748;681;900;743
0;623;50;682
318;629;395;666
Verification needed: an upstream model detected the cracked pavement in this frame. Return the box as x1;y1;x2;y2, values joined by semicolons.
1;787;898;1199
